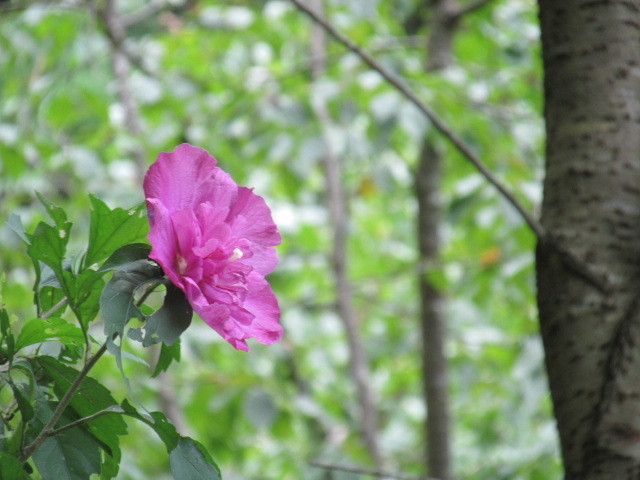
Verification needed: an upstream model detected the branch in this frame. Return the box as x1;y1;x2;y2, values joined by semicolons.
20;341;108;462
47;406;124;437
39;297;68;320
309;459;442;480
95;0;147;182
288;0;544;238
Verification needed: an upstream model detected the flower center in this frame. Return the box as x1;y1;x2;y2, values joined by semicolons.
176;254;188;275
228;248;243;262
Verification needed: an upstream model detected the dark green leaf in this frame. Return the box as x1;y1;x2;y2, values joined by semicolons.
29;397;101;480
118;401;219;478
141;283;192;347
99;243;152;272
0;452;30;480
100;260;162;341
170;437;221;480
84;196;148;268
152;339;181;378
119;400;179;452
0;308;14;363
34;356;127;465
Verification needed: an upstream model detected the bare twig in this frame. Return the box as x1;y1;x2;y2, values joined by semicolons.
96;0;147;181
47;406;124;437
288;0;544;238
309;0;383;467
309;459;441;480
39;297;69;320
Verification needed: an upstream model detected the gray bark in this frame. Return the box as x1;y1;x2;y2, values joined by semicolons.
537;1;640;478
308;0;384;468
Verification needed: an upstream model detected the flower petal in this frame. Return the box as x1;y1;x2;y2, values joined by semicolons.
144;143;234;214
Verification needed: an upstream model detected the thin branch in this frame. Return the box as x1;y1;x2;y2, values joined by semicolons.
309;459;442;480
288;0;544;238
48;406;124;437
39;297;68;320
20;341;108;462
96;0;147;182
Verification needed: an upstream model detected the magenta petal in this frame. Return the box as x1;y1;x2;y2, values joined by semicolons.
241;272;282;345
144;144;233;213
144;143;282;350
229;187;282;247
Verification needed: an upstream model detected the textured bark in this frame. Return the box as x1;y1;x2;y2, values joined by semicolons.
537;1;640;478
416;139;451;480
308;0;384;468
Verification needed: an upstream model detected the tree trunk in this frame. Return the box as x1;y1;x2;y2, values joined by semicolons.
537;1;640;478
308;0;384;468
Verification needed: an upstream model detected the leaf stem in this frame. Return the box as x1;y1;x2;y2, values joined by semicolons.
19;341;108;462
47;406;124;437
39;297;68;320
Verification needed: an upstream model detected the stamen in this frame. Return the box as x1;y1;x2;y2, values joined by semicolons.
228;248;243;262
176;254;188;274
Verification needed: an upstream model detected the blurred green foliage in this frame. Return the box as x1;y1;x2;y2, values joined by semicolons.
0;0;559;478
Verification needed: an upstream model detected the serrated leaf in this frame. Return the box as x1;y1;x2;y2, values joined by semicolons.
140;283;192;347
0;451;30;480
36;193;70;229
170;437;221;480
119;400;179;452
99;243;152;272
152;339;181;378
118;401;219;478
84;197;148;268
15;317;83;352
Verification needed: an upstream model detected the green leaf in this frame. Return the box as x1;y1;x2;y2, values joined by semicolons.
6;214;29;245
71;269;105;327
36;193;70;229
29;396;101;480
152;339;181;378
170;437;221;480
8;360;36;423
0;452;30;480
118;401;220;479
0;308;15;363
26;222;69;285
119;400;179;452
140;283;192;347
99;243;152;272
100;260;162;341
15;318;84;352
34;356;127;458
84;197;148;268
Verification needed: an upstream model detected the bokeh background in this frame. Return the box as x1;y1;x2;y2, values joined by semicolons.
0;1;556;478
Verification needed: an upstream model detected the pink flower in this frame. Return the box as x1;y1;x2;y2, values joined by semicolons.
144;143;282;351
